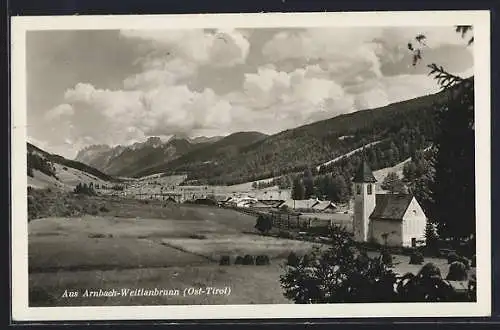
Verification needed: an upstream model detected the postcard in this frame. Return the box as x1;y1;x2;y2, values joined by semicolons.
10;10;491;321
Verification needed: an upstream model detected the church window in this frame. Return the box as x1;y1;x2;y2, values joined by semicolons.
356;184;361;195
367;184;372;195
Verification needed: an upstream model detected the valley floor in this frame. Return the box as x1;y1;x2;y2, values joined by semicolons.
28;199;314;306
28;196;461;307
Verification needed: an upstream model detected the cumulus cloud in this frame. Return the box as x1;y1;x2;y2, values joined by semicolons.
120;29;250;68
55;81;235;145
35;26;473;156
44;103;74;120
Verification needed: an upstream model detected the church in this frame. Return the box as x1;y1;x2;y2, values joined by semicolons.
352;160;427;248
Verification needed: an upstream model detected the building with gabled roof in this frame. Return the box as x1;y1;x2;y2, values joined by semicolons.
352;160;427;247
311;200;337;212
280;198;320;211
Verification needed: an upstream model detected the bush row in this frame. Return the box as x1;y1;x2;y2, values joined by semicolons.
219;254;270;266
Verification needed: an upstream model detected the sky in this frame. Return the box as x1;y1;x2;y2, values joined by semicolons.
26;26;473;159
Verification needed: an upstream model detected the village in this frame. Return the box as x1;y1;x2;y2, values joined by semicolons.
88;160;428;249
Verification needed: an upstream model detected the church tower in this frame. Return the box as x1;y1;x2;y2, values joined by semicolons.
352;160;377;243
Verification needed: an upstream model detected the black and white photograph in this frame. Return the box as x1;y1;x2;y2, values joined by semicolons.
10;11;491;321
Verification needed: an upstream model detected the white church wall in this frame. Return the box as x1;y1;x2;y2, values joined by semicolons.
371;219;403;246
401;197;427;247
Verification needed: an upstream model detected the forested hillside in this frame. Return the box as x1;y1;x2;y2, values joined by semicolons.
145;89;448;186
133;131;269;178
27;143;117;182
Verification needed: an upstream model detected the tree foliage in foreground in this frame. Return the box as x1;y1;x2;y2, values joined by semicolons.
409;26;475;240
280;226;475;303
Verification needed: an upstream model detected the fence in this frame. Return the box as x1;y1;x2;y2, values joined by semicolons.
226;205;354;232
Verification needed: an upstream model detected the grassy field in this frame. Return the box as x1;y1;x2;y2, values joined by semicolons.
29;193;463;307
28;196;318;306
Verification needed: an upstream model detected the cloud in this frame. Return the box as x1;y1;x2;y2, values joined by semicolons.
262;27;473;80
34;27;473;157
44;103;74;120
47;59;445;149
120;29;250;68
123;58;198;90
55;82;235;145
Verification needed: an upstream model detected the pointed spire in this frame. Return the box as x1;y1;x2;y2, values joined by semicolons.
353;158;377;183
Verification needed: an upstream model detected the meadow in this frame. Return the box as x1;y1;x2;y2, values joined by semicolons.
28;196;318;306
28;193;459;307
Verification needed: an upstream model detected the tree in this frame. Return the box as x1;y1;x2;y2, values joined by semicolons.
255;215;273;234
381;172;406;194
330;175;349;203
404;150;434;218
73;181;96;196
409;26;475;240
280;226;476;303
430;79;475;239
292;177;305;200
425;221;439;251
280;226;396;303
303;168;315;199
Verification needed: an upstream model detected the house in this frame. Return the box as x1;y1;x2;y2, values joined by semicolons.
352;160;427;248
235;197;258;208
311;201;337;212
250;201;274;209
279;198;320;211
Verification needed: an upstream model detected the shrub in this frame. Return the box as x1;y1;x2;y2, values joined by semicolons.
86;203;99;216
356;250;370;268
256;255;270;265
286;252;300;267
381;250;393;266
447;252;460;264
99;205;110;212
280;221;477;304
234;256;244;265
281;237;398;303
458;256;470;269
446;261;468;281
396;263;463;302
277;231;293;239
242;254;255;265
188;234;207;240
255;215;273;234
409;251;425;265
88;233;106;238
471;255;476;268
418;262;442;279
219;255;230;266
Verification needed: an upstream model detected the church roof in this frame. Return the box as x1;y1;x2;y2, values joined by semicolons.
369;194;414;221
353;160;377;183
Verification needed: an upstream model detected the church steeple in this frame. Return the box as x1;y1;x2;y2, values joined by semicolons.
352;155;377;243
353;159;377;183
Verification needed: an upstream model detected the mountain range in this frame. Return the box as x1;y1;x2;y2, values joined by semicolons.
62;86;452;185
